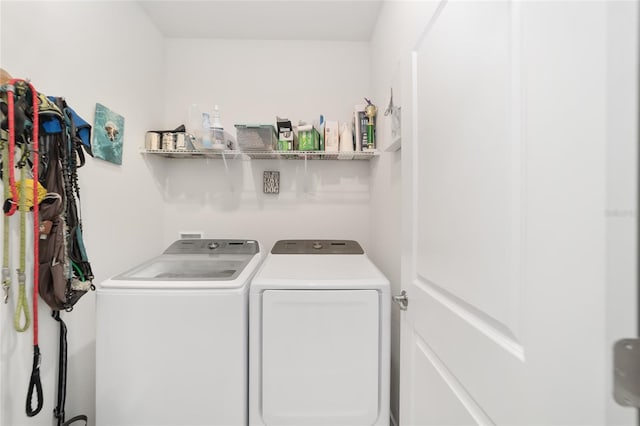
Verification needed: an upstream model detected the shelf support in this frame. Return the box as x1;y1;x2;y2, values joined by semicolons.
304;152;309;193
221;151;235;192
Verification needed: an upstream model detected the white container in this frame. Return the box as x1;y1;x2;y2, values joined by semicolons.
211;105;226;151
325;121;339;152
339;123;354;152
145;132;161;150
175;133;187;150
235;125;277;151
162;132;175;150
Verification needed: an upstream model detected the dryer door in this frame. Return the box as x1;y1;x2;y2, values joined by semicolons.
261;290;380;425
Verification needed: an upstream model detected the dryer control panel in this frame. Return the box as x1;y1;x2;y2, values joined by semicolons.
271;240;364;255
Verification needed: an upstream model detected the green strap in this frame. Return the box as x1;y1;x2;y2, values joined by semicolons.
2;139;10;304
14;148;30;332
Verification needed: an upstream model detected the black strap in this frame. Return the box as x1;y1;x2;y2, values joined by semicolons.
25;345;43;417
61;414;88;426
63;107;86;168
53;311;89;426
53;310;67;426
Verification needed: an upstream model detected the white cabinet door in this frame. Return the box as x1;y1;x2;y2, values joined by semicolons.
399;1;637;425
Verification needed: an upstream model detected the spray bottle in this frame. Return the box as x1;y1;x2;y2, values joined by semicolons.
211;105;226;151
201;112;213;149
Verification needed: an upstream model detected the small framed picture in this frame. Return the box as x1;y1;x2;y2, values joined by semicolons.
92;103;124;165
263;171;280;194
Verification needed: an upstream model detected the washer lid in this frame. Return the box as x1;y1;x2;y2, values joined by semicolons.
101;239;263;289
111;255;252;281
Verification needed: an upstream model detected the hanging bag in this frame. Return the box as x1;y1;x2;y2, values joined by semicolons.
37;95;94;426
38;97;94;311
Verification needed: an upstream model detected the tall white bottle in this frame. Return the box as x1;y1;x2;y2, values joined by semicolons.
211;105;226;151
201;112;213;149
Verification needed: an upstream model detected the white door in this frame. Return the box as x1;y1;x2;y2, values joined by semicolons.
399;1;638;425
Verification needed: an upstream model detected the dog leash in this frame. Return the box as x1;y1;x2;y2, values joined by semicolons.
52;310;88;426
2;137;11;304
14;145;31;332
1;79;21;304
7;78;43;417
3;82;31;331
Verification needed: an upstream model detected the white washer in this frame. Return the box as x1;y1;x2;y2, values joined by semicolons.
96;239;262;426
249;240;390;426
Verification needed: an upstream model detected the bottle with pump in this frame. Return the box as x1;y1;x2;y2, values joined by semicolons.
211;105;226;151
201;112;213;149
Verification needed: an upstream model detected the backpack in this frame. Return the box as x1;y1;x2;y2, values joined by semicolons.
38;96;94;312
25;91;94;426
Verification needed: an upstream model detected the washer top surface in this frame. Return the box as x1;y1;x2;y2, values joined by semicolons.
101;239;262;290
251;240;389;291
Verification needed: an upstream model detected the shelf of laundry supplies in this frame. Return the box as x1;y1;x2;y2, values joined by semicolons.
141;149;379;160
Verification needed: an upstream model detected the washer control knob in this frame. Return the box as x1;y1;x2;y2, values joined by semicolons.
208;242;220;250
312;242;323;250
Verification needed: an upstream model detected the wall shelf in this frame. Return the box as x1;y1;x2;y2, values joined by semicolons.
141;149;379;160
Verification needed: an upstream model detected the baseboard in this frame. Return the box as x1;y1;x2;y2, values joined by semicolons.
390;411;399;426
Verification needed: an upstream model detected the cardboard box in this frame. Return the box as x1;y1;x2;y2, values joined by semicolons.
324;121;339;152
297;125;320;151
353;104;367;151
276;118;293;151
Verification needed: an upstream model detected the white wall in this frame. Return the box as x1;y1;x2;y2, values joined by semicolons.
368;2;445;422
158;39;372;252
0;1;165;425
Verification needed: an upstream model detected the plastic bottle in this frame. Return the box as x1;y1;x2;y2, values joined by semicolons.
339;122;354;152
211;105;226;151
201;112;212;149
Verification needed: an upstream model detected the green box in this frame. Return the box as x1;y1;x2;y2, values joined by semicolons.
277;139;291;151
297;128;320;151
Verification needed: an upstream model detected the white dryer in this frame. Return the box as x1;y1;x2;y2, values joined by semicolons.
249;240;390;426
96;239;262;426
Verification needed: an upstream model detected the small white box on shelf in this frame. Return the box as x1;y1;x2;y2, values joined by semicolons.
324;121;339;152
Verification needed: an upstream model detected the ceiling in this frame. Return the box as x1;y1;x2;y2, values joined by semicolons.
138;0;383;41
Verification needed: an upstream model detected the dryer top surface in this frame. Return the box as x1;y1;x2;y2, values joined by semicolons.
251;252;389;291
